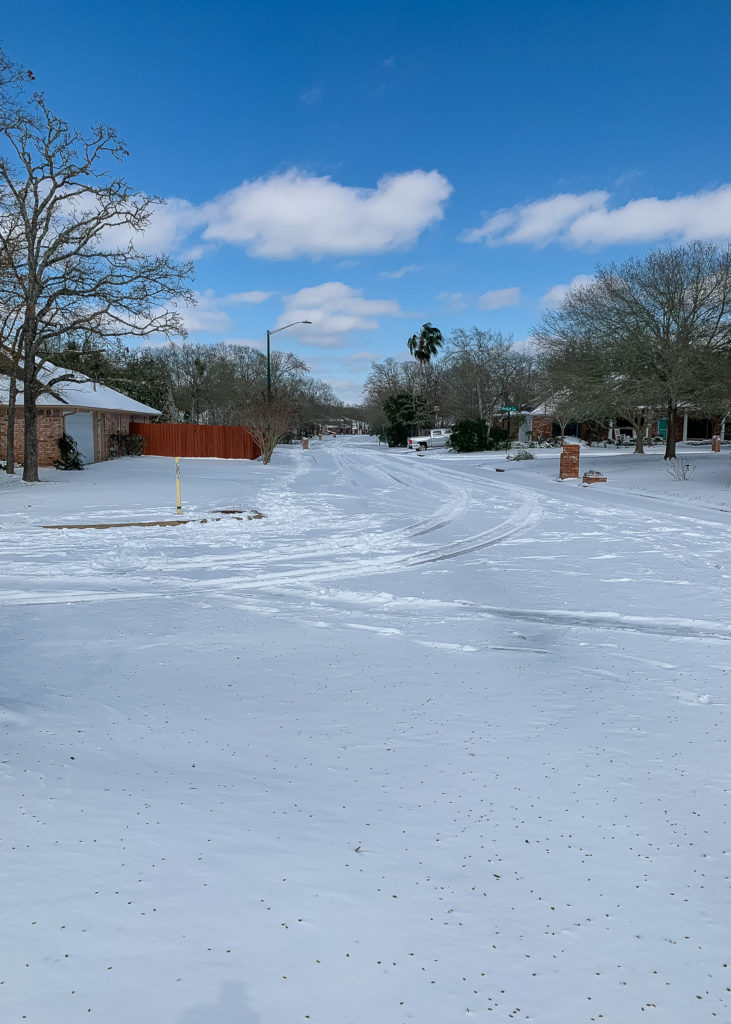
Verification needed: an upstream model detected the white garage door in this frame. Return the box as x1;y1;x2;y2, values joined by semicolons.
64;412;95;464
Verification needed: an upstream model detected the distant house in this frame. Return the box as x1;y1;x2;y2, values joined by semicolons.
518;400;727;444
517;402;556;442
0;363;161;467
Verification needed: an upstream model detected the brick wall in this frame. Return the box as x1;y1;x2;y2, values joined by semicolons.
0;410;22;463
0;408;146;467
98;412;132;461
0;409;66;467
530;415;553;440
39;411;65;465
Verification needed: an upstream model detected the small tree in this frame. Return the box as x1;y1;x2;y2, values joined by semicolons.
245;389;297;465
448;418;489;452
448;418;508;452
54;433;84;470
381;391;428;446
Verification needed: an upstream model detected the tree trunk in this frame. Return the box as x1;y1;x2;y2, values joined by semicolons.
664;404;677;460
633;417;645;454
5;372;17;473
22;365;39;482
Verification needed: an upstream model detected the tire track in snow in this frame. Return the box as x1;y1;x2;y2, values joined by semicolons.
464;602;731;641
0;448;544;606
236;583;731;644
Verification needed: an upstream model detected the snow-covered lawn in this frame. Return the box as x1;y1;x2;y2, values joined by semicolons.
2;439;729;1023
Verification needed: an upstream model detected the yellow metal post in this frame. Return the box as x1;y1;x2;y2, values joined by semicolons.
175;457;182;515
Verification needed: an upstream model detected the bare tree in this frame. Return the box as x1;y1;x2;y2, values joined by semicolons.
0;55;194;480
535;243;731;459
245;389;298;465
442;327;532;428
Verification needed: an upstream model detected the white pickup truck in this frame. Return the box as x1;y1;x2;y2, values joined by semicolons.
407;428;451;451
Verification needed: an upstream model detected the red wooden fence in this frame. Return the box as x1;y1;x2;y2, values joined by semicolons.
129;422;261;460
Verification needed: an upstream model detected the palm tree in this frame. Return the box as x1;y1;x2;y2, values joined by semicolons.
407;322;443;377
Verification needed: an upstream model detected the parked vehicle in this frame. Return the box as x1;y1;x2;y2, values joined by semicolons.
407;428;452;451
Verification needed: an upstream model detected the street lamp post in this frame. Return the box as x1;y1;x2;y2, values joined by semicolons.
266;320;312;394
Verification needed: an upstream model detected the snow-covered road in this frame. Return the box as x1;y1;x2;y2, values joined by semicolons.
2;439;729;1023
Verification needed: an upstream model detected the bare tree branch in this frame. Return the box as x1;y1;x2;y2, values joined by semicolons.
0;51;195;479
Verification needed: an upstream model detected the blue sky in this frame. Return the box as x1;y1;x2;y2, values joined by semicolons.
4;0;731;402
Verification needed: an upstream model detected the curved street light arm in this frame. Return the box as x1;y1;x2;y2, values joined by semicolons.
266;320;312;393
269;319;312;337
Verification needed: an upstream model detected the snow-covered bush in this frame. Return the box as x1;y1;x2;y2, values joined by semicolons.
54;434;85;471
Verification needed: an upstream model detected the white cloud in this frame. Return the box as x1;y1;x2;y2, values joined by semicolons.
178;289;272;335
437;291;470;309
327;378;364;404
181;243;214;261
511;337;537;355
137;197;207;251
437;288;521;310
108;169;451;263
98;196;207;254
540;274;594;308
300;86;322;105
225;291;273;305
201;169;452;259
278;282;407;348
462;192;608;247
462;185;731;248
380;264;421;279
568;187;731;246
179;290;232;333
347;350;382;364
478;286;521;310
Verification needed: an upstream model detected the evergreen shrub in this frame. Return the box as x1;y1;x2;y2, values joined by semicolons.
377;423;409;447
54;433;85;470
449;418;488;452
448;419;510;452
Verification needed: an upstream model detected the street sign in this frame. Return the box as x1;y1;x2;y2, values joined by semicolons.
500;406;517;412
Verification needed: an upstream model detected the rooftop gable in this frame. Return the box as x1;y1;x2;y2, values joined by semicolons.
0;362;162;417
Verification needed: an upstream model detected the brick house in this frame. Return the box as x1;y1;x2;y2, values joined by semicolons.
0;364;161;467
518;401;727;444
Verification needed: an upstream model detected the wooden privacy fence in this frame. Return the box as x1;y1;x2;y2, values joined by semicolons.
129;422;261;460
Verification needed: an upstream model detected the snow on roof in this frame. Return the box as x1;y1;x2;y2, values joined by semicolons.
0;362;161;417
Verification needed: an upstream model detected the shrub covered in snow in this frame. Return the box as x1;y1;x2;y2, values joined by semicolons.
54;433;85;471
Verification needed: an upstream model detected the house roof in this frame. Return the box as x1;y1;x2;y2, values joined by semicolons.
0;362;161;417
